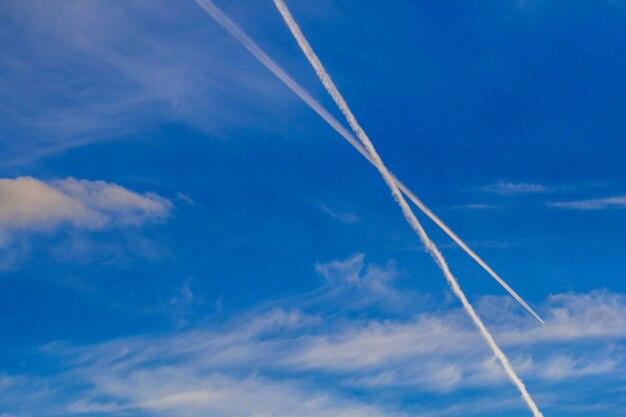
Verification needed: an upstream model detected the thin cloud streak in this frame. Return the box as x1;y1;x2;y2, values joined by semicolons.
272;1;542;415
449;203;500;210
547;196;626;210
479;181;550;195
318;204;361;224
192;0;543;325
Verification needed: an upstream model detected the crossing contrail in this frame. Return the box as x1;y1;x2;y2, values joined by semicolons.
272;1;543;415
193;0;543;324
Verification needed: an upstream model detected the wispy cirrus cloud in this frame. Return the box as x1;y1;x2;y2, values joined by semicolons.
318;203;361;224
0;0;297;165
0;253;624;417
312;254;420;313
285;290;626;383
478;181;550;195
448;203;500;210
546;196;626;210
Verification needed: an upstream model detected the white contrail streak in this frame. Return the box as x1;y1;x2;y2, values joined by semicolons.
272;1;543;415
193;0;543;324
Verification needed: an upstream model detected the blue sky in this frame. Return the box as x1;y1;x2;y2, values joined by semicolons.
0;0;625;416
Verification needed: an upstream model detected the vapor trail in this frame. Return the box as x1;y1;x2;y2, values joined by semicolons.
192;0;542;324
396;183;544;323
272;1;543;415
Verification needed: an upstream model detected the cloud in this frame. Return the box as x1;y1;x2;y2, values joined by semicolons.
478;181;550;195
0;0;297;165
536;354;618;380
316;254;388;289
0;177;171;244
546;196;626;210
318;204;361;224
34;309;398;417
175;192;195;205
312;254;419;312
438;239;515;251
1;284;625;417
449;203;500;210
70;373;398;417
166;278;200;328
280;290;626;398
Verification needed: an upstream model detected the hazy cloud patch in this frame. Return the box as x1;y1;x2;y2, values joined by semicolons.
546;196;626;210
478;181;550;195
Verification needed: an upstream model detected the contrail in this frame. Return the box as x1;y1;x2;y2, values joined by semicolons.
272;0;543;415
192;0;543;324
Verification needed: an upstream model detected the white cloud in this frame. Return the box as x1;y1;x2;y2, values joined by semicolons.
318;204;361;224
0;0;303;165
449;203;500;210
536;354;617;380
286;312;471;372
496;291;626;345
0;177;171;244
0;254;624;416
313;254;418;312
546;196;626;210
283;290;626;392
29;309;400;417
1;287;623;417
478;181;550;195
74;373;398;417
